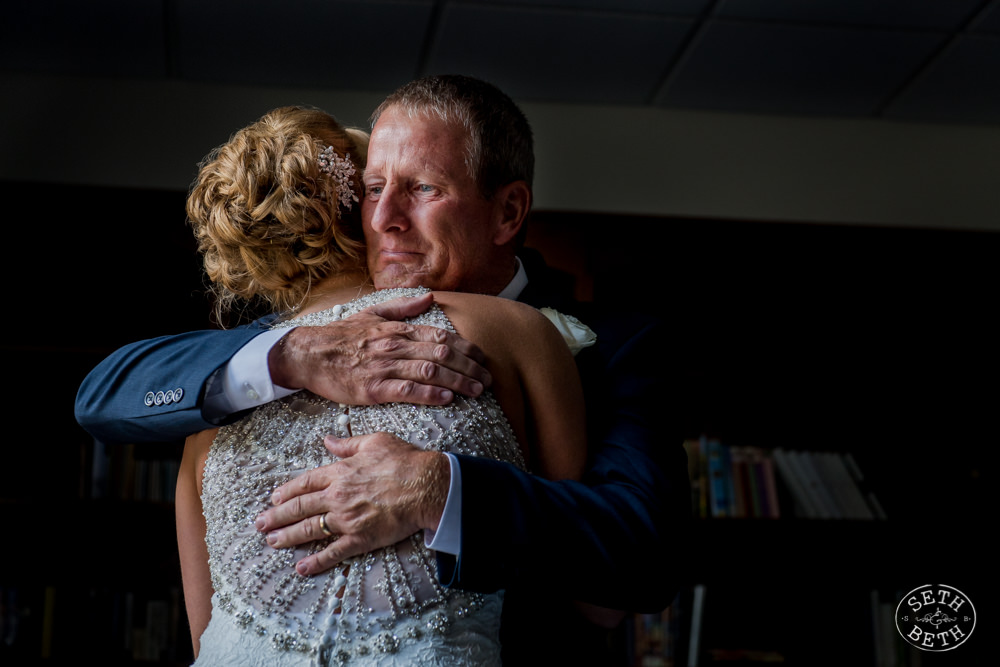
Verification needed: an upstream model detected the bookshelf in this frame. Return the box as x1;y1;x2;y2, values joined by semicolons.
3;182;993;665
527;211;993;667
1;183;206;665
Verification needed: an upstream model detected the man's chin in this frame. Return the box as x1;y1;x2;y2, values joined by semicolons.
372;268;429;290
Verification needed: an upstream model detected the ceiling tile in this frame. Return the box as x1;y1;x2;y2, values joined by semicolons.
657;20;949;116
1;0;165;77
426;4;695;104
173;0;433;90
1;0;997;126
970;1;1000;34
455;0;711;15
715;0;986;30
882;35;1000;124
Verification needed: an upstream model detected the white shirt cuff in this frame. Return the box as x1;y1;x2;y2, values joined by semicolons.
203;327;299;418
424;453;461;556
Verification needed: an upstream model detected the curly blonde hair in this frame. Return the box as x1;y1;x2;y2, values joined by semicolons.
187;106;368;322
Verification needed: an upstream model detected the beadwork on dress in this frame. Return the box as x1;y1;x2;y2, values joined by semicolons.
199;288;525;666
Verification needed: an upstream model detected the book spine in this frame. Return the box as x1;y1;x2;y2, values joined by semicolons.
770;448;819;518
705;437;730;518
788;450;838;518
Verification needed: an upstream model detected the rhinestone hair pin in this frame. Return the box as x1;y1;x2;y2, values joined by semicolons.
317;145;359;211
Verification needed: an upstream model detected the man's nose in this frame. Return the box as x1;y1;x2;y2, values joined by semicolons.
367;186;410;233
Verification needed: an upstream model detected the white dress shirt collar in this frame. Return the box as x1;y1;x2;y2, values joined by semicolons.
497;257;528;301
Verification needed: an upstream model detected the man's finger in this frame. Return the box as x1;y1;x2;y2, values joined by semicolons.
365;293;435;322
296;535;370;576
271;467;331;506
267;516;332;549
324;435;358;458
367;378;453;405
398;326;489;369
257;486;330;533
363;359;488;403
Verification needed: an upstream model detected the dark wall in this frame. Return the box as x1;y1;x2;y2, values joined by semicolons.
3;181;210;501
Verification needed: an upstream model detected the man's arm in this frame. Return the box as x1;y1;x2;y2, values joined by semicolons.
75;326;268;444
256;311;691;612
75;294;492;445
439;313;690;612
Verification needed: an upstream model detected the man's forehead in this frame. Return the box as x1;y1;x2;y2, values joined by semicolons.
367;113;467;173
372;106;466;141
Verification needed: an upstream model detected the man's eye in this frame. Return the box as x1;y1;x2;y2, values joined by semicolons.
366;185;383;196
418;184;435;193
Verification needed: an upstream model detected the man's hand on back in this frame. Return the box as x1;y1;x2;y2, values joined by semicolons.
269;292;491;405
255;432;451;576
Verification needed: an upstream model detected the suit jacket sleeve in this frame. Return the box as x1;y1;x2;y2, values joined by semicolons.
438;311;692;612
75;322;273;445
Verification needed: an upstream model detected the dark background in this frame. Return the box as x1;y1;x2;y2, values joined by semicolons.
3;1;999;664
2;180;995;664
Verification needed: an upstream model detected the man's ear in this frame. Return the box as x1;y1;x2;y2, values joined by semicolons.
492;180;531;246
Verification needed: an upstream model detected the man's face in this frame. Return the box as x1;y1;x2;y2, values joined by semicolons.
361;106;507;293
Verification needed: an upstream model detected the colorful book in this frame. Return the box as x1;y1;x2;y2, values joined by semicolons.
747;447;781;519
728;446;749;518
705;437;731;518
682;438;707;519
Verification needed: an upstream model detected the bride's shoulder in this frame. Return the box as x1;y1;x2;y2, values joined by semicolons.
431;292;569;363
431;291;547;326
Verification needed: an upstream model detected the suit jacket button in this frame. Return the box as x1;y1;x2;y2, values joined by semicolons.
154;391;165;405
144;391;155;407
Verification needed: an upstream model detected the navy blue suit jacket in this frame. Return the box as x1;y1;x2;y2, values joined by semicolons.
479;257;690;665
75;256;691;664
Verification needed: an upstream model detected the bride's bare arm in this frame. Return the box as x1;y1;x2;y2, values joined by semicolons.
431;292;586;479
176;429;217;656
439;293;624;627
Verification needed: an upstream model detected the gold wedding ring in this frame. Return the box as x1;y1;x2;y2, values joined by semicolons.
319;513;334;538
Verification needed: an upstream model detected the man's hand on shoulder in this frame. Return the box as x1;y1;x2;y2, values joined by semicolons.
269;293;491;406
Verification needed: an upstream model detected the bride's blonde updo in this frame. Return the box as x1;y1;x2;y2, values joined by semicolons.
187;106;368;321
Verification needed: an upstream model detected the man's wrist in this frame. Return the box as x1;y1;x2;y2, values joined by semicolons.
204;328;296;419
424;453;461;555
267;327;303;390
416;451;451;533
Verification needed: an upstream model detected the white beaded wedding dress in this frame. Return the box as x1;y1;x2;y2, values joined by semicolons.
193;288;526;667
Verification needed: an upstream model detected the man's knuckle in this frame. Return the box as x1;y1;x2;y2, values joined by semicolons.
417;361;439;381
379;321;410;336
331;485;353;506
289;495;305;515
433;343;451;362
372;337;402;355
395;380;417;398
